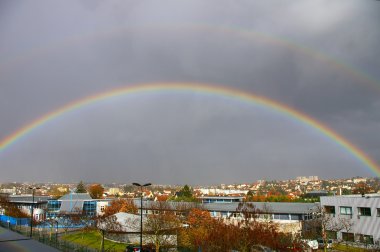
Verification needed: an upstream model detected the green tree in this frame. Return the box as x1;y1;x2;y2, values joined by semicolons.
173;185;197;202
75;181;87;193
179;185;193;198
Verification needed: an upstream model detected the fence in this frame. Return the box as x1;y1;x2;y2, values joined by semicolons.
0;216;101;252
0;214;29;225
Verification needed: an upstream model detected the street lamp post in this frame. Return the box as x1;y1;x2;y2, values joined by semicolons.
132;182;151;251
29;186;40;238
55;220;59;243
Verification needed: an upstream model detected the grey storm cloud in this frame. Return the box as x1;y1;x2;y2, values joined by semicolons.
0;0;379;184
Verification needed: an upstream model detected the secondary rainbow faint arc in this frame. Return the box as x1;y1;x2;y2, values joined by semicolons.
1;24;380;93
0;82;379;176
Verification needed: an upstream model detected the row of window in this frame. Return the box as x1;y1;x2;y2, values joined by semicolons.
342;232;374;244
208;211;304;220
325;205;380;217
325;231;374;244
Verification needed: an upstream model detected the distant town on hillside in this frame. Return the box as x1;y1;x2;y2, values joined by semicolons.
1;176;378;202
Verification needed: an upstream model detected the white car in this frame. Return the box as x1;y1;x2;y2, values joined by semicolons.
306;240;319;250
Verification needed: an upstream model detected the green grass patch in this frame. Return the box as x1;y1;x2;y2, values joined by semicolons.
61;230;128;252
333;243;375;252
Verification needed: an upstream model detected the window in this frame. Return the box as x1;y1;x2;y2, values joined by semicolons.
258;214;272;220
342;232;354;242
377;208;380;217
290;214;301;220
326;231;337;239
363;235;374;245
357;234;374;245
340;206;352;215
358;207;371;216
273;214;290;220
47;200;61;212
324;205;335;215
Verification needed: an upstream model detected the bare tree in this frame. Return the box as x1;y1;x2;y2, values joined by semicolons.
143;201;181;251
96;214;123;251
305;205;353;252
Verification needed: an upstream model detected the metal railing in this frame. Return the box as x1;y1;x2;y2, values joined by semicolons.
0;219;102;252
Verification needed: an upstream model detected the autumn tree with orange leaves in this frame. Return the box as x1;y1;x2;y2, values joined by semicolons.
102;198;138;216
179;205;303;252
87;184;104;199
352;181;372;195
0;194;29;218
178;208;214;250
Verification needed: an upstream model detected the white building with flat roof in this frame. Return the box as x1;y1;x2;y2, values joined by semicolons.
320;194;380;245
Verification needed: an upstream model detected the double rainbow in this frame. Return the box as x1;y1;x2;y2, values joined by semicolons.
0;82;379;176
1;25;379;93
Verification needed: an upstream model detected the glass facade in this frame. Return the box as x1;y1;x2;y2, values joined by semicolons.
83;201;97;217
46;200;61;218
46;200;97;218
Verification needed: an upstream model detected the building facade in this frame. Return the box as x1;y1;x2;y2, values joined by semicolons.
203;202;317;234
7;195;50;221
46;193;98;219
320;194;380;245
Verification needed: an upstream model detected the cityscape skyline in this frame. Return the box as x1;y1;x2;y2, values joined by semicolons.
1;1;380;184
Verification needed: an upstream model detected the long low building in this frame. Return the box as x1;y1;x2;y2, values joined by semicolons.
134;200;318;234
2;192;318;235
202;202;318;233
4;195;51;221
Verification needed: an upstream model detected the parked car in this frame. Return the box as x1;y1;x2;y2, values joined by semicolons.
301;239;318;250
317;239;333;249
125;245;155;252
302;239;319;251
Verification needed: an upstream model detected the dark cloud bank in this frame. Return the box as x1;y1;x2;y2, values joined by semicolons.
0;0;379;184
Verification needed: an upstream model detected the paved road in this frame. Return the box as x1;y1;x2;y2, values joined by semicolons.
0;226;60;252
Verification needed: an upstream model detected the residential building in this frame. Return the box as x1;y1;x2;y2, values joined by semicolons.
107;188;121;196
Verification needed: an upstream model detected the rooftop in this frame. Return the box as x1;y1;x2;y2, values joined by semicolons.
203;202;318;214
8;195;52;203
322;193;380;199
59;193;92;201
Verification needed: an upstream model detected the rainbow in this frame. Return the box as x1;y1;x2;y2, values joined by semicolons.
0;82;379;177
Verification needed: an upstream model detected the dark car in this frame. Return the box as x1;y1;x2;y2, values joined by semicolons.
317;239;333;249
125;245;156;252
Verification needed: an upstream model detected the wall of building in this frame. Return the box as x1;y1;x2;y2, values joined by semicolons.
320;195;380;242
96;200;110;216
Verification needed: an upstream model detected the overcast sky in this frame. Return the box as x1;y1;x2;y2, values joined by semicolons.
0;0;380;185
